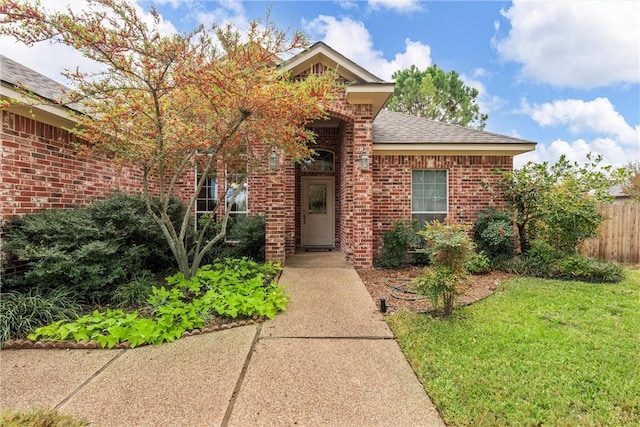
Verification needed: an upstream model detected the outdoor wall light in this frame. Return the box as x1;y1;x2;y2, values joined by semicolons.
357;148;370;171
269;148;280;171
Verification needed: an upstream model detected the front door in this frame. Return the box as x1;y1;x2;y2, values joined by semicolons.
301;176;335;248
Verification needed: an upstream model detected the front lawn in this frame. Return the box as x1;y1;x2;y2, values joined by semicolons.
388;269;640;426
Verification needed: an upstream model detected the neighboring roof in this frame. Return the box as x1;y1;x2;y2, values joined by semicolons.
373;109;536;156
609;184;630;198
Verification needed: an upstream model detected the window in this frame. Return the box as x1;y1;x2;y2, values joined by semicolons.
226;172;247;224
412;170;448;225
301;149;335;173
195;166;218;228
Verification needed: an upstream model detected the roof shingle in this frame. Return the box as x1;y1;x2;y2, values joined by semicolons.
373;109;536;145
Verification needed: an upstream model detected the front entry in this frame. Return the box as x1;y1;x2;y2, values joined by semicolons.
301;176;335;248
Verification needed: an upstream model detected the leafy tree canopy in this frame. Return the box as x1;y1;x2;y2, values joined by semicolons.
622;161;640;201
0;0;337;278
386;64;488;129
494;154;630;254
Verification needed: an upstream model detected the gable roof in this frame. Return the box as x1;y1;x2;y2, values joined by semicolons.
373;109;536;156
280;42;394;117
280;42;386;83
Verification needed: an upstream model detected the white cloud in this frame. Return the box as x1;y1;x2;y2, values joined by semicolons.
460;73;506;115
515;137;638;169
338;0;359;10
521;97;640;147
196;0;249;31
495;0;640;88
368;0;422;12
516;96;640;168
305;15;431;80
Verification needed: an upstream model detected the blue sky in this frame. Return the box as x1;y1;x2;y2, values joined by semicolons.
1;0;639;168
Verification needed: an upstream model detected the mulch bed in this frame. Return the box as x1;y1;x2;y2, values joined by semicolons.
357;267;513;315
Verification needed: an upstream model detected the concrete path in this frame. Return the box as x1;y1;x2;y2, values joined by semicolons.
1;252;445;426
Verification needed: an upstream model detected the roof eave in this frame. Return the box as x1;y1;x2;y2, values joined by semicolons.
1;84;78;128
373;142;537;156
345;83;395;117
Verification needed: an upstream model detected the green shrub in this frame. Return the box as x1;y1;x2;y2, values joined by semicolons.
225;215;266;261
0;289;83;342
522;239;562;277
495;241;624;283
493;255;528;275
472;209;515;259
376;220;423;269
552;255;624;283
87;192;186;272
3;193;185;304
415;222;475;316
199;215;266;264
465;251;491;275
415;266;459;316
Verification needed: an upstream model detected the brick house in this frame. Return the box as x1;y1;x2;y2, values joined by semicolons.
1;43;535;268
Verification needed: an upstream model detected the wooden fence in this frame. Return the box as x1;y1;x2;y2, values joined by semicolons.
579;203;639;264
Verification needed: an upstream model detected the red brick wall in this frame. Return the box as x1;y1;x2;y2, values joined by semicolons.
1;111;145;220
0;111;201;222
372;154;513;258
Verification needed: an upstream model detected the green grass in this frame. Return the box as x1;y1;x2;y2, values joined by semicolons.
388;270;640;426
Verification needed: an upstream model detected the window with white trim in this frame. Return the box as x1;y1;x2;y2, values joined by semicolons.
412;169;448;226
195;166;218;229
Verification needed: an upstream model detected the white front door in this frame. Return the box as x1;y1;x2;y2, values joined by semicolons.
301;177;335;248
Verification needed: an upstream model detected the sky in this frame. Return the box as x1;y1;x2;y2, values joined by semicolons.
1;0;639;168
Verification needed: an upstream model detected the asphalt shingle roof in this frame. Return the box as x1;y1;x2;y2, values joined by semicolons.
2;55;66;101
373;109;536;145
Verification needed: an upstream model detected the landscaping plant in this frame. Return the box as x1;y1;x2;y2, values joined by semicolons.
28;259;289;348
0;408;88;427
376;220;424;268
472;208;515;261
414;221;475;316
2;193;184;304
494;153;629;254
0;288;84;343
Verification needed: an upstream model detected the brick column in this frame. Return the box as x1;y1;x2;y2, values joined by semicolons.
265;154;287;265
351;117;374;268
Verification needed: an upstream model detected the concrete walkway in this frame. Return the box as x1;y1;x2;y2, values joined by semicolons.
1;252;445;426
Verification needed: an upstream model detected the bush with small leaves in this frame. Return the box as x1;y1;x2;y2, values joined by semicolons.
465;251;491;275
376;220;424;269
3;192;185;304
473;209;515;260
551;255;624;283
